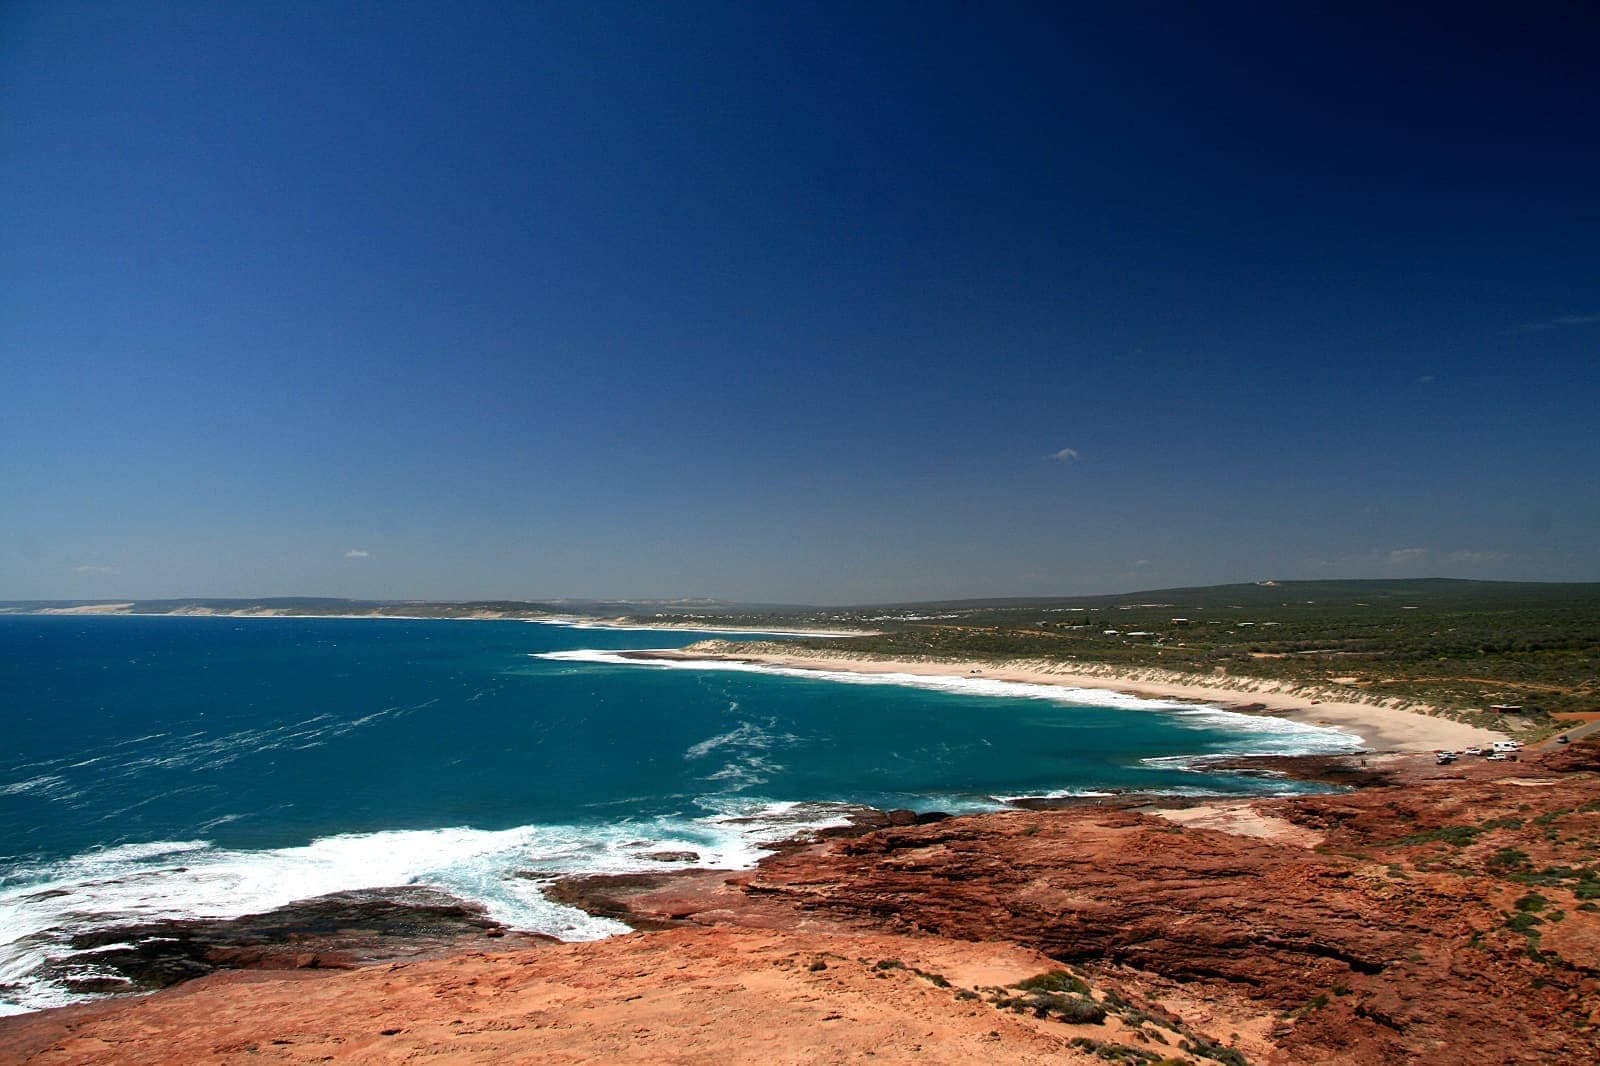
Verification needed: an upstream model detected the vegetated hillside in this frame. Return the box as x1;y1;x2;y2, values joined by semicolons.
0;596;809;619
8;581;1599;727
636;580;1600;728
0;598;590;619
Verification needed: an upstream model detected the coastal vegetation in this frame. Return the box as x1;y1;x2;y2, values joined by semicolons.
632;579;1600;730
8;579;1598;729
0;596;592;619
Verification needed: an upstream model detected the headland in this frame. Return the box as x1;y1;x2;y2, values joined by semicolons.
4;744;1598;1063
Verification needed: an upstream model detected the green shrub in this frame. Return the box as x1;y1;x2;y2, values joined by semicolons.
1297;992;1329;1015
1015;969;1091;995
1067;1037;1163;1062
1200;1045;1250;1066
1010;990;1106;1024
1487;847;1531;871
1399;825;1480;847
1054;995;1109;1025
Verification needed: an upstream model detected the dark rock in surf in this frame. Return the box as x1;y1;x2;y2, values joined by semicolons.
33;887;554;995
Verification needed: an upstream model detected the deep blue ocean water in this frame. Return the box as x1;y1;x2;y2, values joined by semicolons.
0;615;1358;1012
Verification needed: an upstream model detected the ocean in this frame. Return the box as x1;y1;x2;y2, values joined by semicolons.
0;615;1359;1013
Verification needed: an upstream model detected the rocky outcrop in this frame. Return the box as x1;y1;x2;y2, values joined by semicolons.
735;775;1600;1063
746;810;1411;999
0;929;1123;1065
1542;739;1600;773
28;887;550;996
5;761;1599;1063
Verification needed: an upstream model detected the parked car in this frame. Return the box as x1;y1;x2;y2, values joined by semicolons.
1485;753;1510;761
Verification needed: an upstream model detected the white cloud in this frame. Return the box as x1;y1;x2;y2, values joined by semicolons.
1520;313;1600;331
73;564;119;575
1443;549;1509;565
344;549;371;559
1048;447;1080;463
1311;546;1530;575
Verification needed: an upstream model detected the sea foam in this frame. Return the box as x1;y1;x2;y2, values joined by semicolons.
0;800;852;1015
535;649;1362;756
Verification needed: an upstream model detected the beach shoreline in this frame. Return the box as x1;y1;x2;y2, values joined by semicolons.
542;617;877;637
624;643;1509;752
5;607;870;636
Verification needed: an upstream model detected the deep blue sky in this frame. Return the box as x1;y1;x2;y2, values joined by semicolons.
3;2;1597;603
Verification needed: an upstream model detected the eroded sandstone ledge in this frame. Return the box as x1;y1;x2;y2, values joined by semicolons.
4;749;1599;1064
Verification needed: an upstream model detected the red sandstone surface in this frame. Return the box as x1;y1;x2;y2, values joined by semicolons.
4;750;1599;1065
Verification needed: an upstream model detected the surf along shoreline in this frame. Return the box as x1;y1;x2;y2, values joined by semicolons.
620;640;1509;754
6;743;1595;1062
0;624;1505;1022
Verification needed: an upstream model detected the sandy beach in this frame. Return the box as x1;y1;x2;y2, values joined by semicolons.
630;643;1509;752
565;618;878;637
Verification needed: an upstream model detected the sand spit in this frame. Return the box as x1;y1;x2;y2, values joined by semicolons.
633;642;1508;752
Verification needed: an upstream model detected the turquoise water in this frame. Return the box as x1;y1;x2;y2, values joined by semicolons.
0;615;1357;1012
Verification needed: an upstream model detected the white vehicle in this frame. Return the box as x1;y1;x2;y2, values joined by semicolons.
1463;747;1485;757
1491;741;1521;754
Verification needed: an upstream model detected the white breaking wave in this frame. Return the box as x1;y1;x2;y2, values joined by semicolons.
0;704;429;816
529;619;851;637
991;789;1118;802
684;721;776;760
1140;753;1297;772
0;776;72;799
682;717;804;797
703;755;785;789
0;800;853;1016
990;782;1308;803
536;649;1362;755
